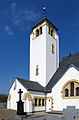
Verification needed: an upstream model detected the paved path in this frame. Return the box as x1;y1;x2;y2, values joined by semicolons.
0;108;64;120
0;108;16;120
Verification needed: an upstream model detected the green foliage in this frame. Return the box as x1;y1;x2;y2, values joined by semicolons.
0;97;7;103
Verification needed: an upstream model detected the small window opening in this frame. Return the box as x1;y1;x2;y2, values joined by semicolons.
36;29;39;37
52;44;54;54
65;89;69;97
40;27;42;34
70;82;74;96
76;87;79;96
39;99;41;106
35;98;37;106
49;27;50;34
42;99;45;106
51;30;53;36
36;65;39;76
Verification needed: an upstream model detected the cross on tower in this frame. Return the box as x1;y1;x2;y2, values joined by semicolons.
43;7;46;18
18;89;23;101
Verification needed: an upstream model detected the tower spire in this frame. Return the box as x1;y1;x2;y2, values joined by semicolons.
43;7;46;18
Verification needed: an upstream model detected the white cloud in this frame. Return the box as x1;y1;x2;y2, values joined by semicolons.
4;25;14;36
11;3;16;9
24;9;40;21
10;3;41;29
11;8;41;30
1;2;41;35
11;3;17;14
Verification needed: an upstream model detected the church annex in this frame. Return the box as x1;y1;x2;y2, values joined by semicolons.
7;15;79;112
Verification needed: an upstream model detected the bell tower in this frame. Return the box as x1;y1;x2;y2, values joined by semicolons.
30;12;59;87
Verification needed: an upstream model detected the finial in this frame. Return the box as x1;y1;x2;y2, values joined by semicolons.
43;7;46;18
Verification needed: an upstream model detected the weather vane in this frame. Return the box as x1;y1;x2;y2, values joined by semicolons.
43;7;46;18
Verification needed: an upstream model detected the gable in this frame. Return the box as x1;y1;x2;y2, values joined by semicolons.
53;66;79;90
9;78;27;93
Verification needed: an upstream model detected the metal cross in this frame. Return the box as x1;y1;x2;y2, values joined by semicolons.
43;7;46;18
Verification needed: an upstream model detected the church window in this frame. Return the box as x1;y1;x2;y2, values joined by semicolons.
40;27;42;34
65;89;69;97
36;65;39;76
39;98;41;106
42;99;45;106
36;29;39;37
70;82;74;96
52;44;54;54
76;87;79;96
61;80;79;99
35;98;38;106
33;97;45;107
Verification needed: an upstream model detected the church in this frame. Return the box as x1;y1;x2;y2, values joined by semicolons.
7;12;79;113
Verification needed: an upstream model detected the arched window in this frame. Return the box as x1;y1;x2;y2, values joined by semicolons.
65;89;69;97
36;29;39;37
76;87;79;96
61;80;79;99
40;27;42;34
70;82;74;96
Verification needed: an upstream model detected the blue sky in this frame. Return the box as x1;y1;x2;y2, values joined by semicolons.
0;0;79;94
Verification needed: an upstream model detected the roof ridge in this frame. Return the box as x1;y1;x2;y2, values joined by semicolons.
16;77;38;83
62;52;79;59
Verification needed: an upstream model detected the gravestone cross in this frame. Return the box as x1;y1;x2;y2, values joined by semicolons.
17;89;25;115
18;89;23;101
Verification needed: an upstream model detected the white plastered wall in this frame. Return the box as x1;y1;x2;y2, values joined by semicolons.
30;22;46;87
47;66;79;111
7;78;46;112
46;25;59;85
7;78;27;111
30;22;59;87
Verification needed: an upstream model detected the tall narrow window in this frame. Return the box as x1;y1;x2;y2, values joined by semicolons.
36;29;39;37
40;27;42;34
51;30;53;36
42;99;45;106
52;44;54;54
36;65;39;76
49;27;50;34
35;98;37;106
65;89;69;97
70;82;74;96
39;99;41;106
76;87;79;96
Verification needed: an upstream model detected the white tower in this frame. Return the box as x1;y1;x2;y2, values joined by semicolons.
30;14;59;87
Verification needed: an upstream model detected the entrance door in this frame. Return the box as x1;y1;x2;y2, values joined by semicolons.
46;98;51;112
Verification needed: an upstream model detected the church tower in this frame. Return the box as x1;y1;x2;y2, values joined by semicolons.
30;13;59;87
